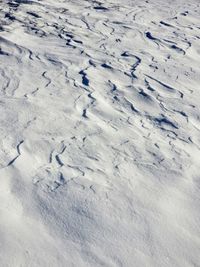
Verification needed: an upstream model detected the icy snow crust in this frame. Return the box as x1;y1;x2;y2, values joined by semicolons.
0;0;200;266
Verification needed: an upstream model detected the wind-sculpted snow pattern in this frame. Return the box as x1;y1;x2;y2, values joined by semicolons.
0;0;200;266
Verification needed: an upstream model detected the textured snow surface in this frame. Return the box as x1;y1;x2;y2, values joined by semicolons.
0;0;200;266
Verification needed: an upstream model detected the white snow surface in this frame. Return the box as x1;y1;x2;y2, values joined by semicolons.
0;0;200;266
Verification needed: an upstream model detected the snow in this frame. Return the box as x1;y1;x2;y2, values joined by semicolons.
0;0;200;266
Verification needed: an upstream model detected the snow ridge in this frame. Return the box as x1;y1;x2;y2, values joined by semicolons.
0;0;200;266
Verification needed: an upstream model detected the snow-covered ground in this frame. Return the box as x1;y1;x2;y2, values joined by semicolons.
0;0;200;266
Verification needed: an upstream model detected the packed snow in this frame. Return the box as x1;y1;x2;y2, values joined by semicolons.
0;0;200;266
